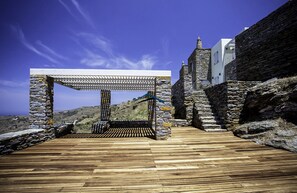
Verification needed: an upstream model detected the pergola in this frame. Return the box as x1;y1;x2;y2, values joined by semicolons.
29;68;172;140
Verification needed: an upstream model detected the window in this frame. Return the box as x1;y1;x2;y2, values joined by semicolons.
214;51;219;65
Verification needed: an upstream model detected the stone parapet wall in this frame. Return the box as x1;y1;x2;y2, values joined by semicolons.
154;77;172;140
225;60;237;81
235;1;297;81
29;75;54;138
0;124;74;155
205;81;259;130
0;129;48;155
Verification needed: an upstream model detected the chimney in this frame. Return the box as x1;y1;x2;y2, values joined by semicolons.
197;36;202;49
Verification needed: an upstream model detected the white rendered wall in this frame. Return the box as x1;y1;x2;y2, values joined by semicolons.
211;39;232;85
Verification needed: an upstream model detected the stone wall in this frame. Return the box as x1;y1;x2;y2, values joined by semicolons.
172;79;184;118
181;66;195;124
0;124;74;155
154;77;172;140
205;81;259;130
172;65;192;121
235;0;297;81
224;60;237;81
29;75;55;138
188;49;211;89
0;129;47;155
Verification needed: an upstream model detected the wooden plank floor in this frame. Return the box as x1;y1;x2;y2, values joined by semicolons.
0;127;296;192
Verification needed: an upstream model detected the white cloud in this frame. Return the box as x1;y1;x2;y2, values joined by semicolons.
59;0;95;28
36;41;68;61
58;0;75;18
80;49;156;70
76;32;113;56
10;25;66;65
71;0;95;28
75;33;157;70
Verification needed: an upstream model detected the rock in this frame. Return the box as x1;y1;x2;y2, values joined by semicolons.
241;76;297;124
234;120;278;135
234;118;297;153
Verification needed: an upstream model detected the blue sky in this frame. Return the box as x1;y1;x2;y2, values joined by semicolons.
0;0;286;115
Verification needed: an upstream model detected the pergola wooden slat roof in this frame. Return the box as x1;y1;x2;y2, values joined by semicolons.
30;68;171;90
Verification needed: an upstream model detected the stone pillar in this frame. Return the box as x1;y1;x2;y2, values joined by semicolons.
100;90;111;121
154;77;172;140
29;75;54;138
147;91;155;126
180;65;194;125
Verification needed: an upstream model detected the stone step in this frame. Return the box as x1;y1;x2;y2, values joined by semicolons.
197;111;215;116
197;104;211;108
202;124;222;129
200;114;221;120
196;101;210;105
170;119;189;127
194;95;207;98
199;116;216;120
201;119;217;125
195;104;212;108
195;98;209;101
197;109;213;114
204;128;227;132
195;102;210;106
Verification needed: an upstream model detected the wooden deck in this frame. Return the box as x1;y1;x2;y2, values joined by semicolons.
0;127;297;192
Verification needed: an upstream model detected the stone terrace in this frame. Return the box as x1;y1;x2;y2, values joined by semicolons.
0;127;296;192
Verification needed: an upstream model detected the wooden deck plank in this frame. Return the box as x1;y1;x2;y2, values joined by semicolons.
0;126;297;192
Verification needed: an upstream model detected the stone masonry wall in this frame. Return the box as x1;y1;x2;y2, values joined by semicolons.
235;0;297;81
181;66;194;124
205;81;259;130
0;124;74;155
29;75;55;139
0;129;47;155
154;77;172;140
188;49;211;89
172;79;184;118
225;60;237;81
172;65;196;125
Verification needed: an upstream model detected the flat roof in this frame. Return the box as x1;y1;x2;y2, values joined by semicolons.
30;68;171;91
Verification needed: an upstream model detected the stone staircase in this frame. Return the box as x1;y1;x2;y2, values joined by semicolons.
192;90;226;132
170;119;189;127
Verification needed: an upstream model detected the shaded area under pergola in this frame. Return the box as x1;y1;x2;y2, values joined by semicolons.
29;68;172;140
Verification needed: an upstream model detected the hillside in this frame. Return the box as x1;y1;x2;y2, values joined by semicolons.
0;98;148;135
